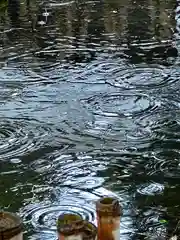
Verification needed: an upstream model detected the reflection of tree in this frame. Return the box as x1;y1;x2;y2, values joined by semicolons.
104;0;128;39
0;0;177;63
87;1;105;39
127;0;152;42
8;0;20;27
153;0;175;42
65;0;89;63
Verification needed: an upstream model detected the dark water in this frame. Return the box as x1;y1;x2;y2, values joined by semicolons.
0;0;180;239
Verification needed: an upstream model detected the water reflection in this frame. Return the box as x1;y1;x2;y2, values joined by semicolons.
0;0;179;239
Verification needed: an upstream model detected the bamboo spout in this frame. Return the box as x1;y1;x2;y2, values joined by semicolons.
57;213;84;240
96;197;122;240
83;221;97;240
0;211;23;240
57;213;98;240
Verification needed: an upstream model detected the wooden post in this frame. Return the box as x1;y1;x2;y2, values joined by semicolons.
0;211;23;240
57;213;84;240
96;197;122;240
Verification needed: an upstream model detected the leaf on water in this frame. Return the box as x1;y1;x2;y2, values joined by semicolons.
159;219;168;224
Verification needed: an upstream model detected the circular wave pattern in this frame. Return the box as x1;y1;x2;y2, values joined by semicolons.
0;118;50;160
62;176;105;190
78;93;159;146
27;204;95;231
81;93;158;118
106;64;173;89
21;187;98;234
30;152;107;185
62;114;155;149
67;61;121;84
137;182;164;196
21;186;134;239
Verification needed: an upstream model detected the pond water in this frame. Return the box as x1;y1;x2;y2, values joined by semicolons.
0;0;180;239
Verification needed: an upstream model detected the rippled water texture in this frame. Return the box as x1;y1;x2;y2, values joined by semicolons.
0;0;180;239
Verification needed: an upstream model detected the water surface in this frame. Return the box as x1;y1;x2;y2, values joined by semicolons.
0;0;180;239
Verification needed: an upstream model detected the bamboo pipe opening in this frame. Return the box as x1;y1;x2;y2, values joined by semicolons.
0;211;23;240
83;221;97;240
96;197;122;240
96;197;122;216
57;213;84;239
100;197;114;204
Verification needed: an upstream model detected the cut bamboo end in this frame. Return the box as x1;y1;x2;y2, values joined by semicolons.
83;221;97;240
57;213;97;240
96;197;122;240
57;213;84;240
0;211;23;240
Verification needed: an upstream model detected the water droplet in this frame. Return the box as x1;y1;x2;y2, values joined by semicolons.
38;21;46;25
10;158;22;164
62;177;104;190
137;182;164;196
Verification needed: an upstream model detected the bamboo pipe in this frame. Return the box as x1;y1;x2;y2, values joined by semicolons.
0;211;23;240
57;213;97;240
57;213;84;240
96;197;122;240
83;221;97;240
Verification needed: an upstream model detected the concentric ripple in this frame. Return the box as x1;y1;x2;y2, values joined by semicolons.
21;187;97;239
30;152;107;185
21;186;116;232
81;93;159;118
0;118;50;160
136;182;164;196
77;92;159;147
62;176;105;190
106;64;173;89
24;203;95;231
21;184;134;239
